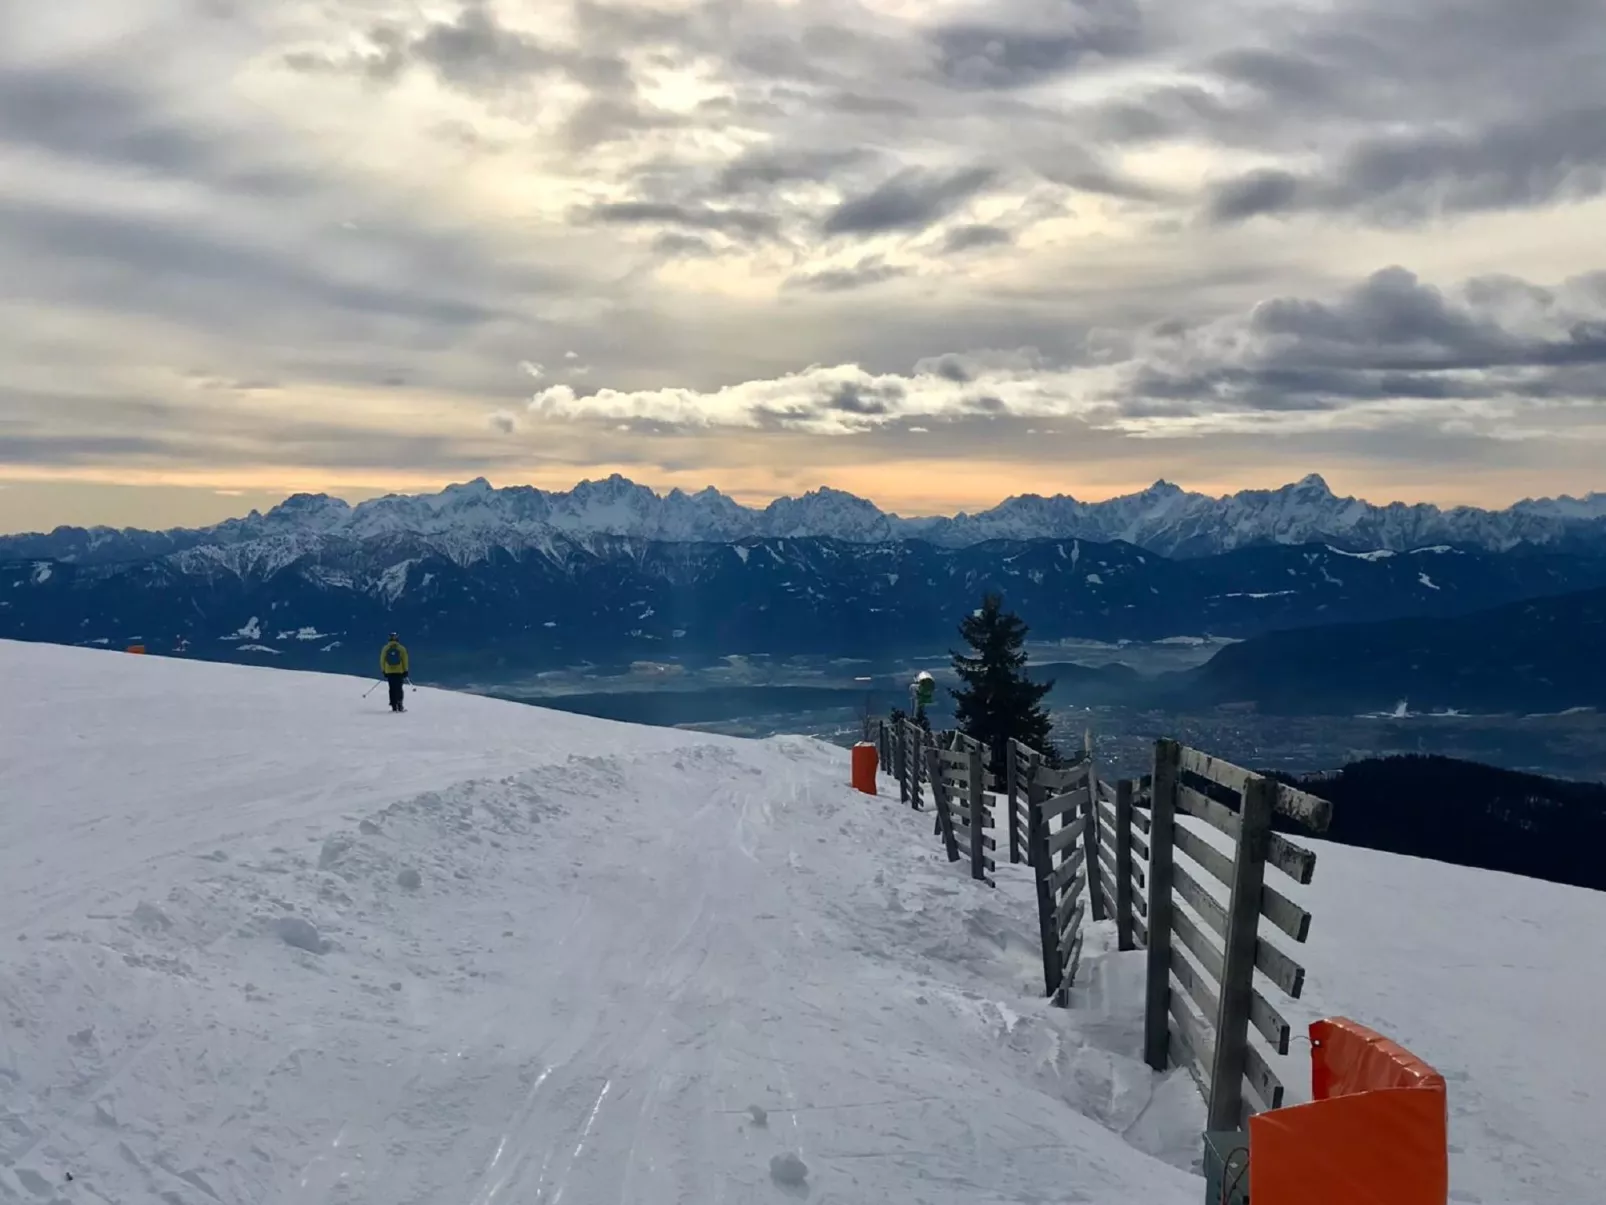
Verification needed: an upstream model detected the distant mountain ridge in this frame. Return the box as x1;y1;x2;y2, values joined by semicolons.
5;529;1606;681
9;473;1606;565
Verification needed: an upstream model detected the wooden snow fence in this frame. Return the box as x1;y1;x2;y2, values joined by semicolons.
869;718;998;887
1005;740;1104;1005
924;731;998;887
1124;739;1334;1133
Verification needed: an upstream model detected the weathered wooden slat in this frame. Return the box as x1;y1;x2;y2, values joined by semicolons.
1175;813;1311;942
1169;934;1221;1023
1262;882;1312;943
1098;882;1118;924
1114;779;1136;952
1255;935;1307;999
1049;846;1087;897
1143;739;1181;1072
1061;930;1084;994
1171;902;1223;985
1097;814;1118;856
924;745;960;863
1168;990;1217;1074
1056;876;1087;935
1208;775;1274;1132
1173;820;1235;888
1035;761;1091;792
1179;746;1333;834
1042;785;1090;822
1171;860;1229;938
1058;900;1086;958
1131;826;1150;860
1176;783;1241;840
936;747;971;771
1097;842;1118;888
1131;804;1152;835
1243;1040;1286;1113
1082;764;1108;923
1097;797;1118;833
1028;768;1062;997
1170;1031;1212;1103
1177;904;1289;1054
1130;882;1148;916
1267;833;1318;886
1133;912;1149;946
1130;856;1147;891
1097;778;1116;803
1048;812;1088;857
1251;991;1292;1056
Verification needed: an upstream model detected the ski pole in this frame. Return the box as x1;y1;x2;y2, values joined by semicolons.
363;681;382;698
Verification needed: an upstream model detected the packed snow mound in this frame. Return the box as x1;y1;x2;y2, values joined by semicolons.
0;642;1203;1204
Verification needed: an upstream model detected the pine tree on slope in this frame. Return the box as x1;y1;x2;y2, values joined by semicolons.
950;593;1055;780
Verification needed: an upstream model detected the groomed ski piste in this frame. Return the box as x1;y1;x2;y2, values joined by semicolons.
1;640;1601;1205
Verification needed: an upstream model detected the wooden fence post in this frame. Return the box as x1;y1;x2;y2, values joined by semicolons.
1115;778;1135;952
926;744;961;862
1208;773;1275;1131
1026;750;1043;869
895;721;909;806
1143;738;1181;1071
967;741;986;882
1027;770;1062;997
1006;741;1021;865
1083;753;1107;922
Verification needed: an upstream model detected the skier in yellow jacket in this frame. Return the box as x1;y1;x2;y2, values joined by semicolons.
379;633;410;712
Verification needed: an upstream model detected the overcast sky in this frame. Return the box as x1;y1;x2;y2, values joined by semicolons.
4;0;1606;531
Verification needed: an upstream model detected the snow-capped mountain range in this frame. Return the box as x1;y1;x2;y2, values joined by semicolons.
8;473;1606;566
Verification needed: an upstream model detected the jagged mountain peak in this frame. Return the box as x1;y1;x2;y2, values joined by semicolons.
10;472;1606;565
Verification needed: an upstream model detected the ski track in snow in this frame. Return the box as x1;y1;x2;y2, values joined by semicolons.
0;640;1601;1205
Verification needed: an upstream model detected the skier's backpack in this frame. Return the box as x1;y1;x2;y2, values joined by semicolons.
386;644;402;667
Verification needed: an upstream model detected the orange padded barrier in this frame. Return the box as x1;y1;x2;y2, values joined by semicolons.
1249;1017;1448;1205
851;742;879;795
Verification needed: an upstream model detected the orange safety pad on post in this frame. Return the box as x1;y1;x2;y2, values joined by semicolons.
1311;1017;1446;1099
851;742;879;795
1249;1017;1448;1205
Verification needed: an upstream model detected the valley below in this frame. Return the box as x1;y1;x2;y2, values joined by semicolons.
463;645;1606;783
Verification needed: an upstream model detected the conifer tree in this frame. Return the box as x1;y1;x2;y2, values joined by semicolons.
950;593;1055;778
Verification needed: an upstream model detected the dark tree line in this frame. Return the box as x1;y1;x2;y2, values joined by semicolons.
1267;755;1606;893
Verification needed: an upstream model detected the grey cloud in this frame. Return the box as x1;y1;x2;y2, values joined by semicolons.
1206;169;1302;223
1208;106;1606;224
0;197;515;330
580;200;781;240
0;65;316;200
1112;266;1606;418
822;166;996;236
928;8;1147;91
651;232;718;258
715;147;874;196
288;1;631;97
785;258;912;292
943;224;1013;253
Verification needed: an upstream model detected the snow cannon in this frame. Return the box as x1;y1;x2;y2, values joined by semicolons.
911;671;936;711
1204;1016;1447;1205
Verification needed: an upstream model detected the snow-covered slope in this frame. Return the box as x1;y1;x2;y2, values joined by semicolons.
1;642;1599;1205
0;642;1203;1205
12;473;1606;566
